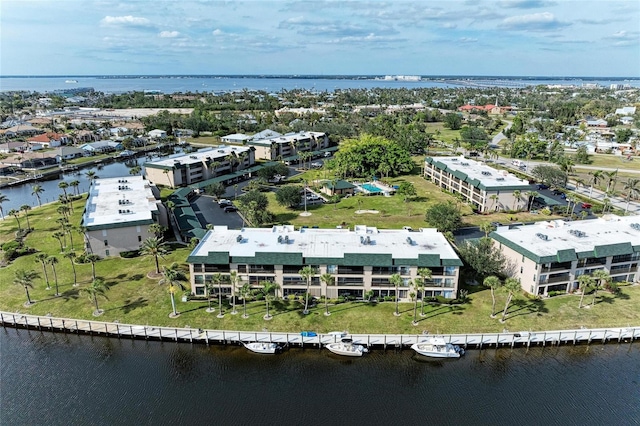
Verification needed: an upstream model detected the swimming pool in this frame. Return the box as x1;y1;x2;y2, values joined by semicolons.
360;183;382;193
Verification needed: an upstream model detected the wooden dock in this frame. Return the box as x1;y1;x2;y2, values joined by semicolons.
1;311;638;350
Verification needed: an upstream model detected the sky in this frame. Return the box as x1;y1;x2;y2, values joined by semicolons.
1;0;639;77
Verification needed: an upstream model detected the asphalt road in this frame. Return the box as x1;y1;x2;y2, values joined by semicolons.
191;194;244;229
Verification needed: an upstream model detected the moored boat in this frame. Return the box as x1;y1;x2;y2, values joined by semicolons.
410;337;464;358
243;342;282;354
325;338;368;357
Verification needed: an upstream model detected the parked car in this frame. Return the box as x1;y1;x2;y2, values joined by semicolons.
581;203;592;209
311;161;322;168
324;152;332;157
223;205;237;213
218;199;232;208
537;184;549;190
552;189;564;195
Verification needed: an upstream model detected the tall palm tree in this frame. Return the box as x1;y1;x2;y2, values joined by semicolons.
63;223;75;250
525;191;538;211
623;178;640;214
577;274;594;309
588;170;603;199
159;263;186;318
489;194;499;212
417;267;432;317
69;180;80;196
604;170;618;193
390;273;403;317
84;253;101;280
483;275;502;318
0;192;8;220
239;282;252;319
47;256;61;296
411;279;421;325
320;272;334;316
52;231;65;252
34;252;50;289
14;269;39;306
500;277;521;323
140;237;167;274
212;273;225;318
299;266;316;315
512;190;522;211
479;221;494;238
85;170;97;185
229;271;239;315
31;185;44;207
591;269;610;307
58;181;69;199
20;205;32;230
63;251;78;287
162;169;172;187
260;280;279;320
208;160;221;177
205;281;216;313
8;209;21;231
80;277;108;316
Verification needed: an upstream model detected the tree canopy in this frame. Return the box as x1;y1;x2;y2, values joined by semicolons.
425;202;462;233
458;237;507;280
275;185;303;209
332;134;413;178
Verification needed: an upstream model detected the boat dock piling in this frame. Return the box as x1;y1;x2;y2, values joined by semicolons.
1;311;638;350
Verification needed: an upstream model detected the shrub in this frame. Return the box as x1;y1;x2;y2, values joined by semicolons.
547;290;565;297
119;250;140;258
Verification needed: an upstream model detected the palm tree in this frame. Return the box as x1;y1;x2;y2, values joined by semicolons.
591;270;610;307
208;160;221;177
58;181;69;199
205;281;215;313
159;263;186;318
20;205;31;230
52;231;65;252
229;271;239;315
483;275;502;318
239;282;252;319
140;237;167;274
14;269;39;306
129;166;142;176
31;185;44;207
212;273;225;318
85;170;97;185
63;222;75;250
512;190;522;211
148;223;166;239
162;169;172;187
489;194;499;212
320;272;334;316
80;278;108;316
479;221;494;238
0;192;8;220
577;274;594;309
623;178;640;214
69;179;80;196
260;280;279;320
411;279;420;325
34;252;50;289
604;170;618;193
390;273;403;316
588;170;603;199
46;256;61;296
8;209;21;231
84;253;101;280
63;251;78;287
299;266;316;315
500;277;521;323
417;267;432;317
525;191;538;211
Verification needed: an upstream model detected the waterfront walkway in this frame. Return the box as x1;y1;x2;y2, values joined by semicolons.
1;311;638;349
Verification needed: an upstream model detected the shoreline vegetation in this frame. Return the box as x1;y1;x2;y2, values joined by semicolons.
1;198;639;335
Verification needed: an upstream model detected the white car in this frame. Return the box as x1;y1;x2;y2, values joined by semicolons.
311;161;322;168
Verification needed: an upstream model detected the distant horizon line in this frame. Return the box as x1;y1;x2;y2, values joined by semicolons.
1;74;639;80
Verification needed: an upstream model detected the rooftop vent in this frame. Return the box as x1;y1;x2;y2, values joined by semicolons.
190;155;197;159
536;233;549;241
496;177;505;181
406;237;413;245
631;223;640;231
236;235;243;243
481;171;492;176
461;162;469;166
568;229;587;238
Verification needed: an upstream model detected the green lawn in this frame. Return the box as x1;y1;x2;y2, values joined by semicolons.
573;153;640;172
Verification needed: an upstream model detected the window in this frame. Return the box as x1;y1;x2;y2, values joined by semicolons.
194;275;204;284
520;267;523;274
104;240;108;246
195;286;205;296
138;236;142;242
444;266;457;276
102;230;107;237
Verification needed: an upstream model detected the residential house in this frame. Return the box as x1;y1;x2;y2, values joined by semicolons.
79;140;123;154
148;129;167;139
320;180;356;197
54;146;85;162
27;132;69;148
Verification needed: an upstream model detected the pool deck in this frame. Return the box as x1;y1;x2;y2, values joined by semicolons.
1;311;638;350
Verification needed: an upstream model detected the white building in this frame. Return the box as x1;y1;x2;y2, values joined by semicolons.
248;131;329;161
490;217;640;296
143;145;255;188
424;156;533;213
81;176;165;257
186;225;462;300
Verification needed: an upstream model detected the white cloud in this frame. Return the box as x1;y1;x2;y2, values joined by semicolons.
459;37;478;43
159;31;180;38
500;12;570;31
101;15;151;26
212;29;224;36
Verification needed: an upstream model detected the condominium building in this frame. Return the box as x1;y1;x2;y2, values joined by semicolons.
424;156;532;213
490;216;640;296
144;145;255;188
248;131;329;161
187;225;462;300
81;176;165;257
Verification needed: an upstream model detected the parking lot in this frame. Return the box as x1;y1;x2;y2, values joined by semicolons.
191;194;244;229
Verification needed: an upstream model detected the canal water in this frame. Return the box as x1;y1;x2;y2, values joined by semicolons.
1;327;638;425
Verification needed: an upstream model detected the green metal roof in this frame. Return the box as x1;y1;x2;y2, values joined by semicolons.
556;249;578;262
594;242;634;257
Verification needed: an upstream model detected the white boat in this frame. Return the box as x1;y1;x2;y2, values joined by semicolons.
243;342;281;354
327;330;347;338
410;337;464;358
65;80;78;83
325;339;368;357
